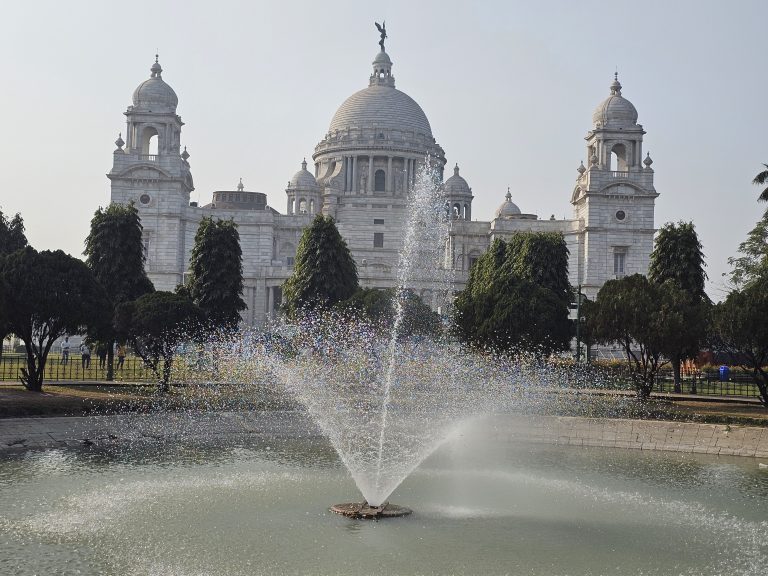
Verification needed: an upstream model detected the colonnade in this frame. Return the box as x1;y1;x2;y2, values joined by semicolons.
340;155;419;194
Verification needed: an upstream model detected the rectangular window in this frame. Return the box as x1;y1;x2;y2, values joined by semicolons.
286;257;295;266
374;218;384;225
374;232;384;248
142;234;150;261
613;248;627;277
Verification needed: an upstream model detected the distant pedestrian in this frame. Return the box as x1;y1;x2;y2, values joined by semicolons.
116;343;126;371
97;344;107;369
80;343;91;369
60;337;70;365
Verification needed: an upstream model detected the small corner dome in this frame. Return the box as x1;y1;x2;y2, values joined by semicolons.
288;159;319;189
132;57;178;111
592;75;638;128
495;189;522;218
444;164;471;196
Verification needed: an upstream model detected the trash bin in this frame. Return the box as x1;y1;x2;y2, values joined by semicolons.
719;365;730;382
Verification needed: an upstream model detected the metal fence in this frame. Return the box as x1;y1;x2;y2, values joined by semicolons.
0;354;156;383
655;370;762;399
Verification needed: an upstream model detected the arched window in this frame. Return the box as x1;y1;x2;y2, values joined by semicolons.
453;203;461;219
298;198;307;214
374;169;386;192
463;204;470;220
611;143;628;172
309;199;315;214
141;126;159;156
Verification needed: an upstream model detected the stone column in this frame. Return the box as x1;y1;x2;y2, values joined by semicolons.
368;155;374;194
352;156;358;194
386;156;393;193
405;158;410;192
267;286;273;316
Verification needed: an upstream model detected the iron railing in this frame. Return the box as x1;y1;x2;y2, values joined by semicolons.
0;354;155;383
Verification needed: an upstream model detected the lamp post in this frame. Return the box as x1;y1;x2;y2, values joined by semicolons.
574;285;587;363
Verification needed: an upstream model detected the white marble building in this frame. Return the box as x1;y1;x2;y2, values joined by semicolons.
108;45;657;327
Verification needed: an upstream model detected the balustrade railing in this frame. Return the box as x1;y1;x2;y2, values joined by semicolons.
138;154;158;162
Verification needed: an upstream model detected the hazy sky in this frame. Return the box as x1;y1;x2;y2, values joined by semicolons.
1;0;765;299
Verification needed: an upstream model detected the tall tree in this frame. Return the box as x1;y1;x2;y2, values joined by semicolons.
504;231;571;303
712;277;768;408
84;203;153;379
187;217;246;331
453;237;571;356
588;274;687;400
283;215;358;317
0;209;27;256
114;291;204;392
728;214;768;288
0;209;28;359
0;247;107;391
648;221;709;391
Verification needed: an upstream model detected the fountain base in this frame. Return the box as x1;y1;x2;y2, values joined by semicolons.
330;502;412;519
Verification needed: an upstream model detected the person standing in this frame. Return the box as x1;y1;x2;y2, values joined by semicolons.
116;343;126;371
97;344;107;370
60;337;70;365
80;343;91;369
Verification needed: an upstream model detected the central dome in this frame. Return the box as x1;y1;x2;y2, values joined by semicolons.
328;50;433;138
329;86;432;137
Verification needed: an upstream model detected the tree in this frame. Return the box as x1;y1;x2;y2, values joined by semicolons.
0;209;28;359
114;291;204;392
84;203;154;380
283;215;358;317
712;278;768;408
728;214;768;288
648;221;709;391
751;163;768;204
342;288;442;339
588;274;688;400
187;217;246;331
504;231;571;303
453;237;571;356
0;247;107;391
0;209;28;256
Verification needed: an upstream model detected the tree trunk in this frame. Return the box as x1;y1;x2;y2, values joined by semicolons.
160;353;173;393
671;356;682;394
22;346;44;392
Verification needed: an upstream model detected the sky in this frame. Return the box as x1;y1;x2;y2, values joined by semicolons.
0;0;765;300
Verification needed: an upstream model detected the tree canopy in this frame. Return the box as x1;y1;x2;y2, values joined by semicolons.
283;215;358;316
0;209;27;256
1;247;107;391
751;163;768;205
187;216;246;331
712;277;768;408
342;288;442;339
84;202;154;379
453;236;571;356
648;221;709;391
114;291;204;391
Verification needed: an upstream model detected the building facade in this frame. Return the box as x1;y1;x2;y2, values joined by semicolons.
108;46;658;326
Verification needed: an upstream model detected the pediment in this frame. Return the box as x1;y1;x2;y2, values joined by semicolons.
116;164;173;180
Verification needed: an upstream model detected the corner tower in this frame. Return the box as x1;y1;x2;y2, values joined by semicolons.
571;74;658;298
108;56;195;291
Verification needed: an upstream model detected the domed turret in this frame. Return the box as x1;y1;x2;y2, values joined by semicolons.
132;55;178;113
592;74;638;129
286;159;320;215
289;159;319;190
495;189;522;219
444;164;473;220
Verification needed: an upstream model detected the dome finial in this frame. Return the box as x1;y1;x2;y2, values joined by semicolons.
610;71;622;96
454;163;460;176
115;132;125;150
375;21;387;52
151;54;162;78
301;158;307;170
237;178;244;192
506;187;512;201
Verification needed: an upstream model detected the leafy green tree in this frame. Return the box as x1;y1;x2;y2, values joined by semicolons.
712;278;768;408
0;247;108;391
453;238;571;356
728;215;768;288
342;288;442;338
504;232;571;303
283;215;358;316
84;203;154;380
588;274;688;400
187;216;246;331
751;163;768;204
0;209;28;359
648;221;709;391
114;291;204;392
0;209;27;256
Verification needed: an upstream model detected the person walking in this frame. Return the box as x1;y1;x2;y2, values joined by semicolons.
97;344;107;370
60;337;70;365
80;343;91;370
116;343;126;371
